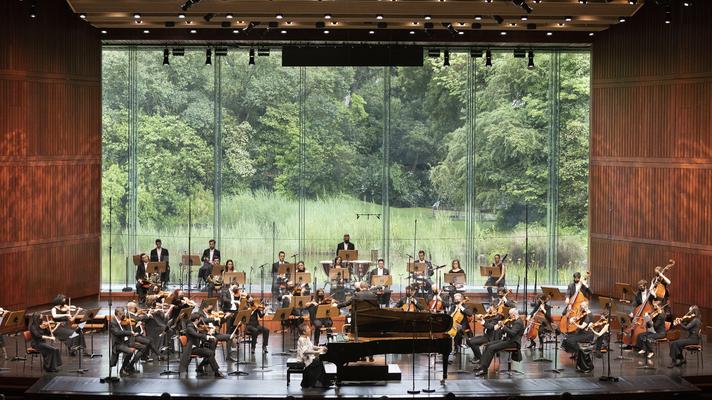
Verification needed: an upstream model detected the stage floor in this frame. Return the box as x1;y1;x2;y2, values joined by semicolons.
0;329;708;399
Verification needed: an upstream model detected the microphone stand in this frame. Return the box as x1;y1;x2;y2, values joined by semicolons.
257;264;272;373
422;313;435;393
101;198;120;384
406;317;419;395
523;203;529;318
599;301;619;382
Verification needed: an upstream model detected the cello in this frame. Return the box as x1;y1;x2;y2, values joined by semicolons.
559;271;590;334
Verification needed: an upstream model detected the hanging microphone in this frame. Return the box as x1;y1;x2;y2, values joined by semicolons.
291;253;299;258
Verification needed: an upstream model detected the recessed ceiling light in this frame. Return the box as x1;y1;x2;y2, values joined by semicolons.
280;29;287;34
521;16;528;21
135;20;142;24
589;32;594;36
424;15;432;20
413;21;419;25
143;29;149;34
458;31;464;35
458;22;465;26
226;14;233;19
133;13;141;19
324;14;332;20
500;31;507;35
409;30;415;34
558;23;565;26
546;31;553;36
377;14;384;20
79;13;86;19
565;16;573;22
324;29;330;34
475;15;482;21
190;29;197;34
276;13;283;19
232;29;240;33
368;30;375;34
101;30;107;34
331;21;337;25
178;14;185;19
286;21;292;25
510;23;517;27
618;16;626;23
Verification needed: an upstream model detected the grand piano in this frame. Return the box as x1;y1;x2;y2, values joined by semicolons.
320;300;453;382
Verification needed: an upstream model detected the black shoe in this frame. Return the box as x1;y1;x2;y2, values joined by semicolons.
474;369;487;377
215;371;225;378
120;369;130;377
251;347;256;354
527;341;536;349
263;346;269;354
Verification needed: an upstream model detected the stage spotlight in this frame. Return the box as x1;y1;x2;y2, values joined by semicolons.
424;15;432;20
249;48;255;65
377;14;384;20
29;1;37;18
205;48;212;65
178;14;186;19
226;14;233;19
485;49;492;67
163;48;170;65
493;15;504;24
565;16;573;22
683;1;692;6
475;15;482;20
133;13;141;19
79;13;86;19
324;13;332;20
618;16;626;23
527;50;534;69
276;13;283;19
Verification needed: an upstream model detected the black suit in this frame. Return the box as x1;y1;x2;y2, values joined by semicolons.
150;247;170;284
246;308;269;349
136;262;149;299
337;289;378;309
199;248;221;281
109;318;144;372
335;241;355;255
478;319;525;370
179;322;219;373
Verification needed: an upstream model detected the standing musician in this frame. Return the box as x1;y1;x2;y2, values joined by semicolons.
245;298;269;354
306;289;334;345
29;313;62;372
635;299;667;362
135;253;151;304
109;307;144;376
485;254;507;302
668;305;701;368
526;294;554;349
50;294;86;356
199;239;221;284
467;304;502;364
126;301;161;362
368;259;391;306
395;286;423;312
473;308;524;377
335;233;356;255
412;250;434;298
179;313;224;378
561;301;593;356
631;279;652;310
564;272;592;313
150;238;170;287
272;251;287;308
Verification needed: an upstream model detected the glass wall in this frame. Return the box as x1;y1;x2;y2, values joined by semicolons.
101;47;590;290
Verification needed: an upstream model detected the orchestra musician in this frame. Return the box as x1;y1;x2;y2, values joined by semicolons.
333;256;345;269
428;285;445;313
635;299;667;363
668;305;701;368
564;272;591;313
485;254;507;302
473;308;524;377
178;313;224;378
335;233;355;255
50;294;87;356
395;286;424;312
448;259;464;274
561;301;593;356
135;253;151;303
450;293;473;354
368;259;391;306
199;239;221;283
126;301;161;362
296;324;331;388
294;261;311;295
590;310;610;358
168;289;194;330
337;281;378;309
109;307;144;376
221;284;242;336
149;238;170;287
412;250;434;298
306;289;334;345
29;313;62;372
526;294;554;349
206;264;224;299
466;304;501;364
0;307;7;360
198;302;235;357
245;298;269;354
652;266;672;302
272;251;287;308
224;259;236;272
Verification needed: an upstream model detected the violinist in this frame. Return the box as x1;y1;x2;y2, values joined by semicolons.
295;261;311;295
668;305;701;368
198;302;235;356
561;301;593;356
485;254;507;302
136;253;151;303
206;266;224;299
126;301;161;362
179;313;224;378
306;289;334;345
29;313;62;372
50;294;86;356
564;272;591;314
466;304;501;364
473;308;524;377
526;294;554;349
635;299;667;363
589;311;610;358
168;289;194;330
109;307;144;376
245;298;269;354
395;286;423;312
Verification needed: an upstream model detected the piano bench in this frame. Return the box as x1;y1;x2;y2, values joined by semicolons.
286;358;305;386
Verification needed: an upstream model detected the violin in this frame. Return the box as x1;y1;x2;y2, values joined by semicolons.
495;317;516;330
674;310;696;326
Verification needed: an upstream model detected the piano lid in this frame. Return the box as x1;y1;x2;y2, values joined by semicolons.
351;300;452;336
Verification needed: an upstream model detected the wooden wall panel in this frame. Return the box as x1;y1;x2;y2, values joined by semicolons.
591;2;712;316
0;0;101;309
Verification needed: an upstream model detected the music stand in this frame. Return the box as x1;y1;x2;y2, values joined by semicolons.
371;275;392;287
444;273;466;286
223;272;246;287
278;263;296;279
408;263;426;274
292;296;311;310
147;261;167;275
337;250;358;263
199;298;218;311
294;272;311;287
80;308;102;358
211;264;224;276
539;287;565;372
479;266;501;278
232;309;256;367
329;267;350;282
315;304;337;319
540;287;565;303
614;282;634;303
273;307;294;356
4;311;26;362
181;254;201;294
615;313;633;361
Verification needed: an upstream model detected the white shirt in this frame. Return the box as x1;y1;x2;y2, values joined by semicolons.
156;247;162;261
209;249;215;261
377;268;385;276
297;335;317;366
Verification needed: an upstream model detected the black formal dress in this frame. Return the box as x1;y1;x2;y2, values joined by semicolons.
29;322;62;372
669;318;701;363
135;262;149;300
562;314;594;354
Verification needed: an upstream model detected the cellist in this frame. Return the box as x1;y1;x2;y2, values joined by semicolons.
395;286;423;312
525;294;554;350
635;299;667;365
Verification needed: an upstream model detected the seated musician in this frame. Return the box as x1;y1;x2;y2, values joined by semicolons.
126;301;161;362
636;300;667;363
136;253;151;303
50;294;86;356
168;289;194;331
448;259;464;274
198;302;235;357
473;308;524;377
199;239;221;284
561;301;593;357
110;307;145;376
485;254;507;302
335;233;355;255
450;293;473;354
494;287;516;309
306;289;334;345
590;310;610;358
467;304;501;364
294;261;311;295
428;286;445;313
0;307;7;360
526;294;554;349
245;298;269;354
368;259;391;306
395;286;423;312
28;313;62;372
297;324;331;388
206;268;223;299
224;259;235;272
564;272;591;314
150;238;169;288
220;284;239;336
668;305;701;368
178;313;224;378
333;256;345;269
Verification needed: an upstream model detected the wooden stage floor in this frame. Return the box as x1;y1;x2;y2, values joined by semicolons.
0;329;709;399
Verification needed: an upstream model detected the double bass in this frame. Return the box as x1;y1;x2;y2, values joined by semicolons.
652;259;674;299
559;271;590;334
623;260;674;346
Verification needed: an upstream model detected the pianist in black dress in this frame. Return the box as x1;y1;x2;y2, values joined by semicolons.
297;324;331;388
29;313;62;372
